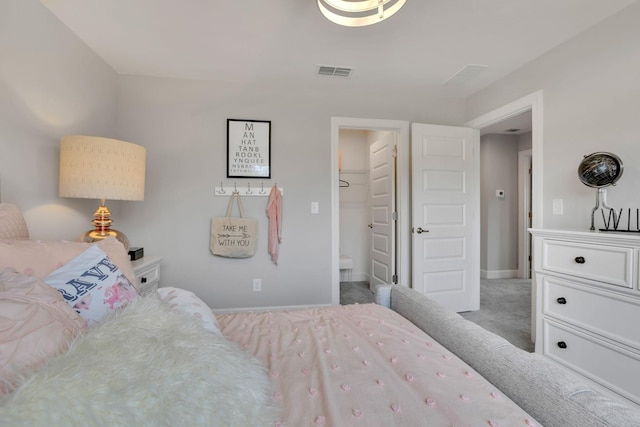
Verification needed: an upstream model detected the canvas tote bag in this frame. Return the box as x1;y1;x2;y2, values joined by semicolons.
210;193;258;258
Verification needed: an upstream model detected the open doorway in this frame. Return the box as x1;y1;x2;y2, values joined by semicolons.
465;91;543;231
479;111;533;280
465;90;543;342
338;128;398;302
330;118;410;306
340;130;400;278
337;129;373;285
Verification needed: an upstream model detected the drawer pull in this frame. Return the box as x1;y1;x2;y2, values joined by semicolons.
574;256;585;264
557;341;567;349
141;277;147;284
556;297;567;304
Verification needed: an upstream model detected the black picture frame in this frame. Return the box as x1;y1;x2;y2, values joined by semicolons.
227;119;271;178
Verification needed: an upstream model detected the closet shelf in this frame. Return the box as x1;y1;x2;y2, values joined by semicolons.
339;169;369;174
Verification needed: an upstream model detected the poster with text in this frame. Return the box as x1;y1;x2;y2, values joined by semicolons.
227;119;271;178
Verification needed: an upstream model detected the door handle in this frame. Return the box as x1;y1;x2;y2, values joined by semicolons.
413;227;429;234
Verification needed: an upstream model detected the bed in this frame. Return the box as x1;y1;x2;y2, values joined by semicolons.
1;202;640;427
217;302;536;426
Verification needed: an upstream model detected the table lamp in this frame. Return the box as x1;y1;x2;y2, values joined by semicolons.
59;135;146;250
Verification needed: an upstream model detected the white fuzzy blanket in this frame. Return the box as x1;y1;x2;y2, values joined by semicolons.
0;296;277;426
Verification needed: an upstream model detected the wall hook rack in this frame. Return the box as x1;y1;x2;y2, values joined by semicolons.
215;181;283;197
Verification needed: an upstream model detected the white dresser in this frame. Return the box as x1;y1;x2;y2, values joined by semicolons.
530;229;640;408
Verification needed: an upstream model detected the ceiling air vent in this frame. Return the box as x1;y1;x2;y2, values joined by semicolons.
442;64;488;85
318;65;353;78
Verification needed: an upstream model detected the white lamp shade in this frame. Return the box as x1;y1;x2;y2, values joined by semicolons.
59;135;146;201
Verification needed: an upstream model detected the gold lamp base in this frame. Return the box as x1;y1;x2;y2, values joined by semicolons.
81;200;130;251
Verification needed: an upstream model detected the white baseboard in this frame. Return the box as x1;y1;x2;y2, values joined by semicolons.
481;269;519;279
339;271;369;282
353;272;368;282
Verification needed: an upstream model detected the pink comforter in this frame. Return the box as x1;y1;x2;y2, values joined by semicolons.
217;303;539;427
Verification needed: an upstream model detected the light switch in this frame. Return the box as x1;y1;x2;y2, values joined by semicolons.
552;199;563;215
496;190;505;198
311;202;319;214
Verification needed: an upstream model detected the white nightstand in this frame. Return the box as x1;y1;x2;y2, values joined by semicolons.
131;256;162;296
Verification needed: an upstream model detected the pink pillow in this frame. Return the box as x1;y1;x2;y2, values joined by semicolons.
0;268;86;395
0;203;29;240
0;237;136;289
45;246;139;328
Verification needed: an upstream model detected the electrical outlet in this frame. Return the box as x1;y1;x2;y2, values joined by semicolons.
253;278;262;292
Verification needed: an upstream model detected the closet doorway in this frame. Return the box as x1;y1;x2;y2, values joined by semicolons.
339;129;397;292
330;118;410;306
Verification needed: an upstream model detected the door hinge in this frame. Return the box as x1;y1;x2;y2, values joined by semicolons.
392;211;398;221
392;144;398;158
392;274;398;284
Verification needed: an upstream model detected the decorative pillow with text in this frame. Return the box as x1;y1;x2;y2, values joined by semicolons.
45;245;139;327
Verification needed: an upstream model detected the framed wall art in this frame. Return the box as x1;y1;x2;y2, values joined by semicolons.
227;119;271;178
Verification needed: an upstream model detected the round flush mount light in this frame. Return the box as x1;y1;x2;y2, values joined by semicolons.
318;0;407;27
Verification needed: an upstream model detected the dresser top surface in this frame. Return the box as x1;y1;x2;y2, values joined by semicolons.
529;228;640;244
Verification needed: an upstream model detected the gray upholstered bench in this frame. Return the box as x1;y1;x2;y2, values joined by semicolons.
376;284;640;427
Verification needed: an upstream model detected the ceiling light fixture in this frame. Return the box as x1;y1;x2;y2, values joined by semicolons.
318;0;407;27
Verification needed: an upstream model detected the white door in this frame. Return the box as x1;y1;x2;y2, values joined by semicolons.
369;135;396;291
411;123;480;312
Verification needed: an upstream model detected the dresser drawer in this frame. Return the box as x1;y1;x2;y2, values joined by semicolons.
131;256;162;296
540;239;633;288
544;320;640;405
136;264;159;284
543;278;640;347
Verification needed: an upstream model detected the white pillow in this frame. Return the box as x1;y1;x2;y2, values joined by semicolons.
156;287;220;334
45;245;139;327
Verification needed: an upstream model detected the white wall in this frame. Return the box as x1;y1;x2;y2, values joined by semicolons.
467;2;640;231
519;132;532;152
0;0;118;240
114;76;465;309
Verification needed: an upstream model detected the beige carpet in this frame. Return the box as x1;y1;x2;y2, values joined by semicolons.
340;281;374;305
460;279;534;352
